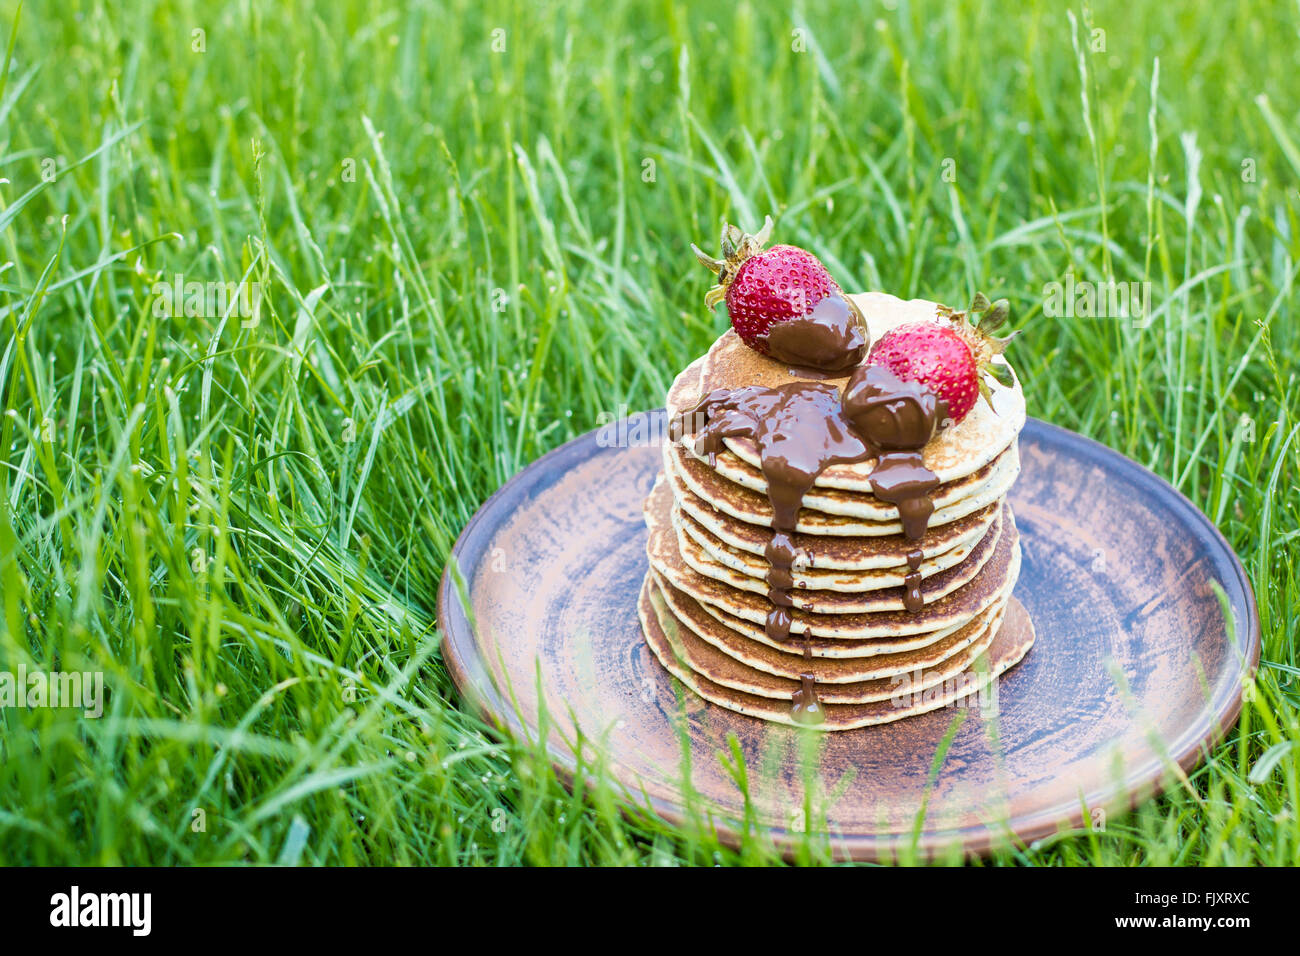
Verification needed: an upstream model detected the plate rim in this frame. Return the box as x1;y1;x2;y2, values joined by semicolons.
437;413;1262;860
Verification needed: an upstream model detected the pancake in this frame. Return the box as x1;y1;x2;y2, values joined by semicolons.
668;292;1027;490
679;436;1010;522
646;576;1006;702
665;351;707;419
675;503;988;591
672;502;1003;609
645;474;1023;639
639;575;1037;730
666;437;1020;534
672;460;998;571
652;569;1007;686
648;473;1007;613
662;564;1014;658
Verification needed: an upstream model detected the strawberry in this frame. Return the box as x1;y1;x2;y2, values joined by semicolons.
866;294;1018;424
691;216;840;354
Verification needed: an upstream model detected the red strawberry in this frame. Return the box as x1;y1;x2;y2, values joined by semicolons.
867;295;1018;424
692;217;840;353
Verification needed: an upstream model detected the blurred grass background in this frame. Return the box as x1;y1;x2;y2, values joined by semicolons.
0;0;1296;864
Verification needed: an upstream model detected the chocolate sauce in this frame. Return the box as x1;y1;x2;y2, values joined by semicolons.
670;383;873;649
790;644;823;725
869;454;940;540
844;363;944;538
764;293;869;374
842;364;945;451
671;345;948;725
904;548;925;614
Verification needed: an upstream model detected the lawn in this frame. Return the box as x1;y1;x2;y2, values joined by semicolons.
0;0;1296;865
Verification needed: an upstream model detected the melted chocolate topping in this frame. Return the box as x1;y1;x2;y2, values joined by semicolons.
764;293;869;374
670;342;948;725
844;363;944;539
670;382;873;656
670;383;872;539
842;364;945;451
904;548;925;614
790;644;823;725
869;453;940;540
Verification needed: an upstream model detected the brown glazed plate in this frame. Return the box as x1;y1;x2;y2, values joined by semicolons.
437;411;1260;860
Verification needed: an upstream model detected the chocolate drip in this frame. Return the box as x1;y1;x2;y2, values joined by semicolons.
844;364;944;598
671;382;873;648
903;548;925;614
790;643;823;725
765;605;793;643
870;453;940;540
671;353;948;725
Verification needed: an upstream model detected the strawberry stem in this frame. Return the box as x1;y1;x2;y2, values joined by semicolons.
692;215;775;310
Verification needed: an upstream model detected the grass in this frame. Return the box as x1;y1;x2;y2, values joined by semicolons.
0;0;1296;865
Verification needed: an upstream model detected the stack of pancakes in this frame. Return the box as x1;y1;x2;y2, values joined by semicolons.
639;292;1036;730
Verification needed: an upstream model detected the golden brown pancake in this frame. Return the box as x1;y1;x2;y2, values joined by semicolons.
671;505;1003;611
678;438;1008;524
666;437;1021;533
671;459;999;571
639;575;1037;730
675;504;987;591
676;504;987;595
647;576;1006;702
662;566;1014;658
652;570;1006;686
645;474;1023;639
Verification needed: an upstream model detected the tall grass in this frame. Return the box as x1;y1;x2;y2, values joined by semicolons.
0;0;1296;864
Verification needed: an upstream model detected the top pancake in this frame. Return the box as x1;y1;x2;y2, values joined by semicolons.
666;291;1026;490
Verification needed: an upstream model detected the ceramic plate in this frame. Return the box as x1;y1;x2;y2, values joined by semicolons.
438;412;1259;860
